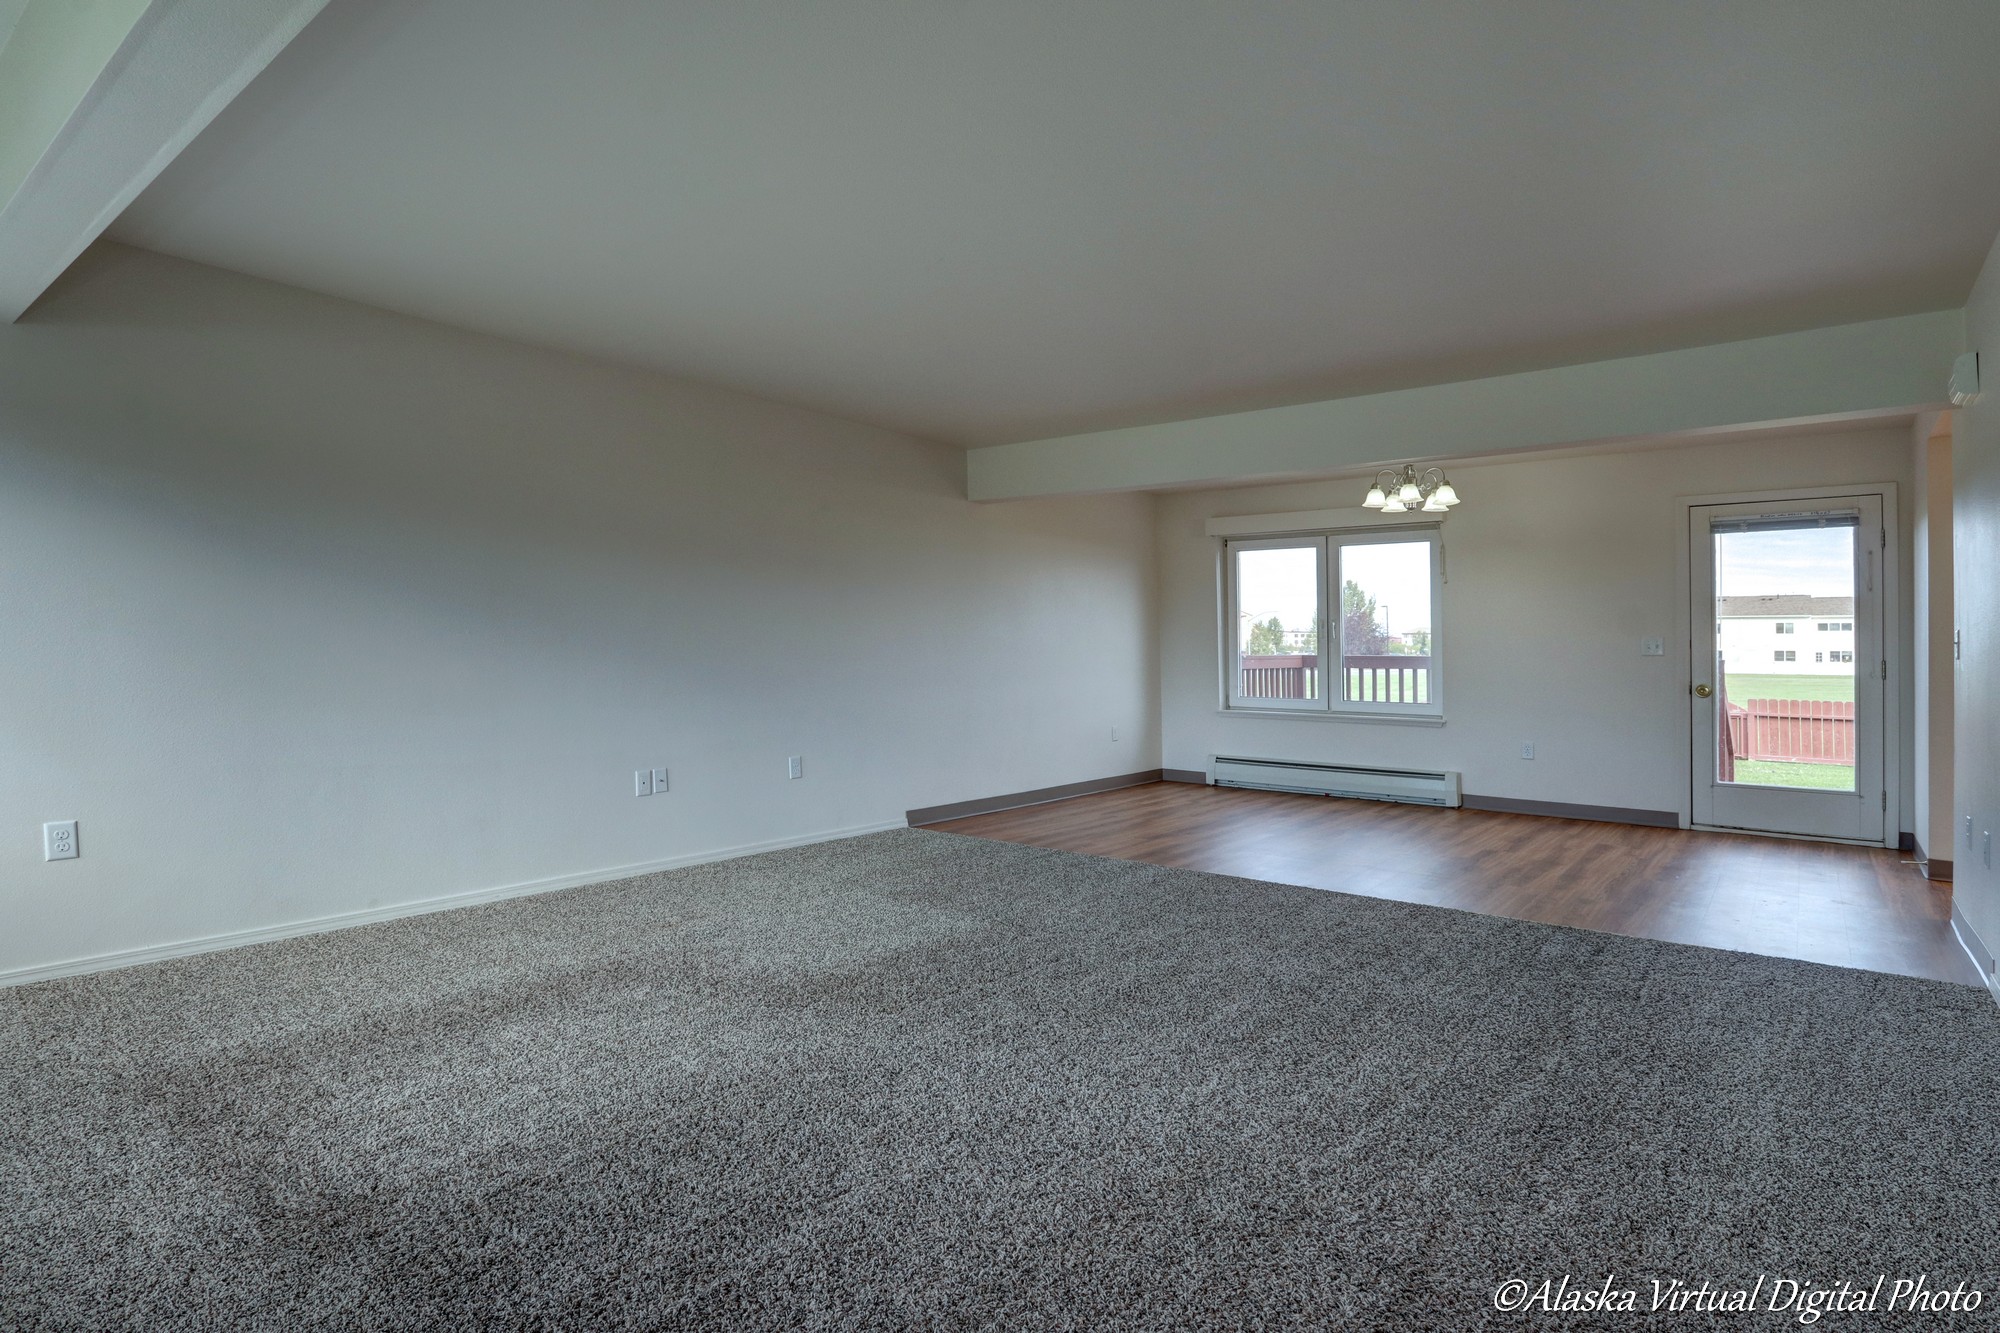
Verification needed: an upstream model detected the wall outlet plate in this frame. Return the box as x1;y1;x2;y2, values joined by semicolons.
1640;636;1665;656
652;767;669;793
44;820;78;861
1519;743;1535;760
634;769;654;796
787;755;804;780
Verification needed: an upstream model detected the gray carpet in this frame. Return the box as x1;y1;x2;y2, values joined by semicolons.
3;829;1996;1330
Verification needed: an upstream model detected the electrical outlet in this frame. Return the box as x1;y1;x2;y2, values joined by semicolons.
653;767;669;793
44;820;77;861
787;755;804;780
1519;742;1535;760
634;769;653;797
1640;636;1664;656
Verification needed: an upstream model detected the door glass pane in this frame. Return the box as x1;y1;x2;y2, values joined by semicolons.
1234;545;1320;701
1338;541;1431;704
1712;519;1857;790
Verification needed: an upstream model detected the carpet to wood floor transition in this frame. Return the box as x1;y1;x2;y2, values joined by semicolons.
3;828;1996;1330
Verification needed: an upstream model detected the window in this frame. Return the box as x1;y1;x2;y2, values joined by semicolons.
1829;650;1853;663
1225;528;1442;716
1818;621;1852;631
1815;652;1823;663
1773;650;1796;662
1775;622;1795;634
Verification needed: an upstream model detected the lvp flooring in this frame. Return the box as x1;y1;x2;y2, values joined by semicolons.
930;781;1978;986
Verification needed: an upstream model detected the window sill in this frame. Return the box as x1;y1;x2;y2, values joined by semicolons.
1218;707;1446;727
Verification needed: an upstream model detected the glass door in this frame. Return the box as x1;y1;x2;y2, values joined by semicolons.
1688;495;1885;842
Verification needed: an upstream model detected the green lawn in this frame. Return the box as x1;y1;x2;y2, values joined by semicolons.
1721;673;1855;703
1730;759;1856;790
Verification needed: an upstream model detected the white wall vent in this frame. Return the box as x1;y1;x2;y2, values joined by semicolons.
1209;755;1462;808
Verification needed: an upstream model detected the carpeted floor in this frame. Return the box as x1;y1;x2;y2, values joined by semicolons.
3;829;1996;1330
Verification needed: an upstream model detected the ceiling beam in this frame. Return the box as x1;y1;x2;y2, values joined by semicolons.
966;310;1967;500
0;0;329;322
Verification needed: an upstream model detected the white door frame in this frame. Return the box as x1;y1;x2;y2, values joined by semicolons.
1676;483;1902;848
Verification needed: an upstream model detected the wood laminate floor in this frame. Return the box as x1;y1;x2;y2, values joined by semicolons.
931;781;1978;986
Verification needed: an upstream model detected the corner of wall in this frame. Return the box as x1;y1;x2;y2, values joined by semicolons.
1950;227;2000;977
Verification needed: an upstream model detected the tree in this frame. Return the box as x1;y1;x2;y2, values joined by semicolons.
1245;616;1286;655
1342;581;1386;656
1402;629;1432;656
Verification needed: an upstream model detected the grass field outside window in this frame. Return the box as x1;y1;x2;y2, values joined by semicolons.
1721;673;1855;703
1728;759;1855;790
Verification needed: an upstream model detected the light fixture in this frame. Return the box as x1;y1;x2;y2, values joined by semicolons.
1361;465;1460;514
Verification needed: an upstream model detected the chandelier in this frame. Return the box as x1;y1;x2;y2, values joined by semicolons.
1362;465;1460;514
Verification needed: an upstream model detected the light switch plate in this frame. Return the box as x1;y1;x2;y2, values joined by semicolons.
634;769;653;797
652;767;669;793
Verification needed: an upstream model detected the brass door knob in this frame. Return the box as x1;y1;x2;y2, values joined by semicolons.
1694;683;1713;698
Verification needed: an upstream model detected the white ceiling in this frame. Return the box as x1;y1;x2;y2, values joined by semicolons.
109;0;2000;447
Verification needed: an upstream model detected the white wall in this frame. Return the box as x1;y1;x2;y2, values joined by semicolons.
0;244;1159;977
1955;233;2000;979
1912;413;1955;872
1157;429;1915;823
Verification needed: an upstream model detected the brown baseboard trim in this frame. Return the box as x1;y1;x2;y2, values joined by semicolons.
1911;839;1953;882
908;770;1164;826
1161;768;1207;784
1461;794;1680;829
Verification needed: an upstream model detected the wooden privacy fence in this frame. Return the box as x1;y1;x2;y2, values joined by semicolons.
1726;698;1856;765
1239;654;1430;703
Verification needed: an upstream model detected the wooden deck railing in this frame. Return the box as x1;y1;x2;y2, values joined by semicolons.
1341;654;1430;705
1239;654;1319;699
1239;653;1430;703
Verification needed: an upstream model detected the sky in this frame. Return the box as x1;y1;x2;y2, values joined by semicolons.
1237;525;1853;656
1236;540;1432;644
1714;527;1855;599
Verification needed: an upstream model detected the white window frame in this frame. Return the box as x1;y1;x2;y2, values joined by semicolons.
1222;525;1444;719
1224;536;1328;712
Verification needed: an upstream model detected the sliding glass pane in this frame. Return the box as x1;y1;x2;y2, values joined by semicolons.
1234;544;1321;701
1712;518;1857;791
1338;541;1431;704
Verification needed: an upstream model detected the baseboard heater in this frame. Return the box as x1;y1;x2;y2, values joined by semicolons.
1208;755;1463;808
